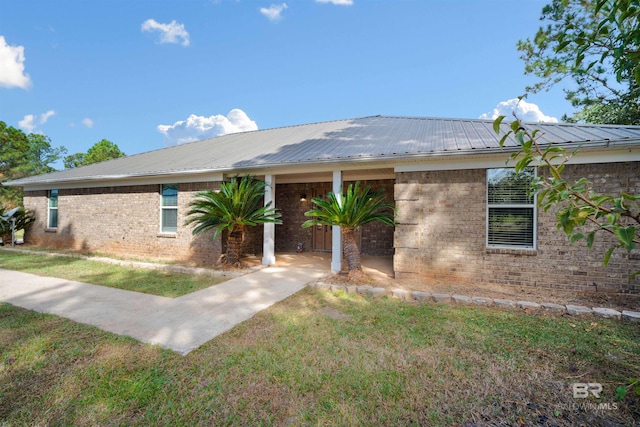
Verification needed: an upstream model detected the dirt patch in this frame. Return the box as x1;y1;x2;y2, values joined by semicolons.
322;271;376;286
321;307;351;320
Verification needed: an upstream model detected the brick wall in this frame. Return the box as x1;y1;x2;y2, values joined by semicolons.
21;178;395;264
394;162;640;293
357;179;395;256
23;182;224;266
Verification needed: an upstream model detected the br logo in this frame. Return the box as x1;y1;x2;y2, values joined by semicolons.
572;383;603;398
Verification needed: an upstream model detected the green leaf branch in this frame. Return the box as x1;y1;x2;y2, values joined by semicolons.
493;113;640;274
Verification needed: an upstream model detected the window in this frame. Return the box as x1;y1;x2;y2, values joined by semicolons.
161;184;178;233
48;189;58;229
487;168;536;248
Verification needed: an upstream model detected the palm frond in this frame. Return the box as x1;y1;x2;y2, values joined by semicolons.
185;175;282;239
302;181;396;229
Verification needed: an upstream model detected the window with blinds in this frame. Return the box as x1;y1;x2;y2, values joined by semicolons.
487;168;536;248
161;184;178;233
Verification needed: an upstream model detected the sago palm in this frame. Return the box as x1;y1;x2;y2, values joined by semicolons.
302;181;395;275
185;176;281;265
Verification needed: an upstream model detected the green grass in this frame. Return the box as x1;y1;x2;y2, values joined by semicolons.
1;289;638;426
0;251;227;298
9;245;186;265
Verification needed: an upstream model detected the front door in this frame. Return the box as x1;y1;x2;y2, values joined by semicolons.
312;187;333;251
313;223;332;251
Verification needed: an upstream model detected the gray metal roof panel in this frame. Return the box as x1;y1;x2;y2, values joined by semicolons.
6;116;640;187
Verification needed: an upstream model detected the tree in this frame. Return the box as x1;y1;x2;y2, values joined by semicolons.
64;139;125;168
0;122;28;179
21;134;67;177
185;176;282;266
510;0;640;268
0;122;29;208
506;1;640;269
302;181;395;278
519;0;640;124
0;122;66;208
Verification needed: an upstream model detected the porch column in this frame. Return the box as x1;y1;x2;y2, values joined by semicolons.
331;170;343;272
262;174;276;266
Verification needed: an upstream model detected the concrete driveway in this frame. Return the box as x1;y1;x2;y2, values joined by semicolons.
0;265;325;355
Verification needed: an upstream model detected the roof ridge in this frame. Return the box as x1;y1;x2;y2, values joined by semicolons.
375;115;640;129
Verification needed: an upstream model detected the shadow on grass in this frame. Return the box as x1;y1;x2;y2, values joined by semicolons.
1;289;640;426
0;303;173;425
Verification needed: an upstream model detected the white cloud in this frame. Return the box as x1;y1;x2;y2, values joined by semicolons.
479;98;559;123
18;115;36;133
316;0;353;5
141;19;190;46
41;110;55;123
18;110;56;133
158;109;258;145
0;36;32;89
82;118;94;128
260;3;288;21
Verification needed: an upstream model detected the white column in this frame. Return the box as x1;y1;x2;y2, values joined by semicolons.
331;170;343;272
262;174;276;266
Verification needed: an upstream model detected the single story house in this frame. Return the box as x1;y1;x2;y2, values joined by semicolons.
5;115;640;293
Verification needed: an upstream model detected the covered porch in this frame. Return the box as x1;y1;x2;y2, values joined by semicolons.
258;168;396;274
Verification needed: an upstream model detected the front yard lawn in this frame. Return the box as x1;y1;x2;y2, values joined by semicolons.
0;251;227;298
1;288;638;426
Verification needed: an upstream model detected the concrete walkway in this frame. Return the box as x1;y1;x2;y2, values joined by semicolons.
0;265;325;355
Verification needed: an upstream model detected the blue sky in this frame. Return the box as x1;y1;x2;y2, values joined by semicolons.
0;0;571;161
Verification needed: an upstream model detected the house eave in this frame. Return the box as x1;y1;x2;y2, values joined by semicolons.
6;138;640;191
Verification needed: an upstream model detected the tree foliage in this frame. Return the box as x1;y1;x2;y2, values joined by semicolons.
302;181;395;276
519;0;640;124
493;114;639;274
64;139;125;169
0;122;66;208
513;2;640;399
514;2;640;259
185;176;281;266
22;134;68;177
0;122;28;181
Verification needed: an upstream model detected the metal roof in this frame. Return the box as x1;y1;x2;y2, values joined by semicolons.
6;115;640;187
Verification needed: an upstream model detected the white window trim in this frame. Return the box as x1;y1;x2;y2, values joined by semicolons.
160;184;178;234
47;189;58;229
486;168;537;250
